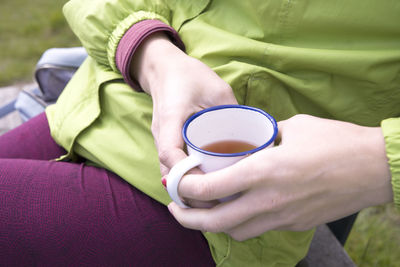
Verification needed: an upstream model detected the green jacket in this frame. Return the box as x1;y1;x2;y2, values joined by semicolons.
46;0;400;266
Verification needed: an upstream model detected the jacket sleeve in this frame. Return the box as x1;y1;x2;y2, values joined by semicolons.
115;19;184;90
381;118;400;210
62;0;209;73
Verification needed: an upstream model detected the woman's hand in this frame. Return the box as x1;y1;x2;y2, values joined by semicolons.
168;114;393;241
131;33;237;188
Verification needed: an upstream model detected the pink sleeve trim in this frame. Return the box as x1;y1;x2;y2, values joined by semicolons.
116;20;185;91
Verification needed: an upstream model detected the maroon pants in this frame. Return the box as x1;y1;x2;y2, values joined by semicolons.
0;113;214;267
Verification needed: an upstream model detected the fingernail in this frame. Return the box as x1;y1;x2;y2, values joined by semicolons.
167;203;174;214
161;177;167;188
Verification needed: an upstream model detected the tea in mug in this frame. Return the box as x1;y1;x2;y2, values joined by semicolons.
201;140;257;154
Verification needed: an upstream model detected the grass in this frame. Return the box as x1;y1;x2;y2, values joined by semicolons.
1;0;400;266
0;0;80;86
345;204;400;267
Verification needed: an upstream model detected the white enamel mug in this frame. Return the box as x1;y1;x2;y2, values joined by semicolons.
166;105;278;208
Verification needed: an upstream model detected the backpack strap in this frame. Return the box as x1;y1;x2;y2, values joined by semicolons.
0;100;17;119
14;88;47;122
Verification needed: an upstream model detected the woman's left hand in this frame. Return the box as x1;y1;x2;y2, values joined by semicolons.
167;114;393;241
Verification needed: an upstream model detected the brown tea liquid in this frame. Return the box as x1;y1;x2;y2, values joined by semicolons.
201;140;257;154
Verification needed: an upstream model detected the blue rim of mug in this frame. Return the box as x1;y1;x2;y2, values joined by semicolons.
182;105;278;157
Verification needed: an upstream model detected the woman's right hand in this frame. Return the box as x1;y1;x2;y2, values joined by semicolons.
131;33;238;202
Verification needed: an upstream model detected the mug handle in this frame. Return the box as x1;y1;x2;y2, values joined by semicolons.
167;154;202;208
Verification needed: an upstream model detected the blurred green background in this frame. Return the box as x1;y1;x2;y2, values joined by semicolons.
1;0;399;266
0;0;79;86
346;204;400;266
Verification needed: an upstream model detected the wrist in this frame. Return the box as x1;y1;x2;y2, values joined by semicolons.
130;32;185;95
363;126;393;205
116;19;185;92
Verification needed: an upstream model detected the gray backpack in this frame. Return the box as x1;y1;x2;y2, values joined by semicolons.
0;47;87;121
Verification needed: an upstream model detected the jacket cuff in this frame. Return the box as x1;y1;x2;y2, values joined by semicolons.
116;19;185;91
381;118;400;210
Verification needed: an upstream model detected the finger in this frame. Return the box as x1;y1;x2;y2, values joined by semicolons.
184;198;220;209
225;212;287;241
275;119;288;146
167;192;263;234
165;173;218;209
167;202;250;233
159;147;187;175
159;162;169;177
226;205;317;241
164;164;215;208
156;115;186;170
178;151;271;201
153;116;187;176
